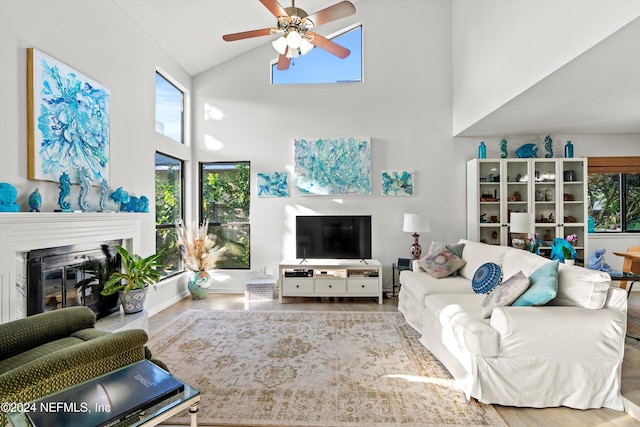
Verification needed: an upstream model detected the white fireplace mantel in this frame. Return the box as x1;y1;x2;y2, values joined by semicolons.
0;212;141;323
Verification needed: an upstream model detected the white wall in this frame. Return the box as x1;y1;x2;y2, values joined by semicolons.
0;0;193;314
193;0;458;292
452;0;640;135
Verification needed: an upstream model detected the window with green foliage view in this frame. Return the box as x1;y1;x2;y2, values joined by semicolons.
200;162;250;269
156;153;184;276
588;173;640;232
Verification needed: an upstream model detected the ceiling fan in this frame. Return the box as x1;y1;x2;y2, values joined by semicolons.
222;0;356;71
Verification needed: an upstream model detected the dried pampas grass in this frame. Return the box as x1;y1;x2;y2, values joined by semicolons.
175;219;225;272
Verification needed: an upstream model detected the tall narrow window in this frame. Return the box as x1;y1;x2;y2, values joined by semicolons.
156;153;184;276
155;72;184;143
200;162;251;269
271;25;363;85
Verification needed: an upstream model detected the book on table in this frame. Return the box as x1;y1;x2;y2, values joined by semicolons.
25;360;185;427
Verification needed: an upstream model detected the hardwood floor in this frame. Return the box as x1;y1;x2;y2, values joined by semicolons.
148;293;640;427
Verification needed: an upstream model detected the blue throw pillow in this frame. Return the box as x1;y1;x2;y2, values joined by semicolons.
472;262;502;294
512;260;559;306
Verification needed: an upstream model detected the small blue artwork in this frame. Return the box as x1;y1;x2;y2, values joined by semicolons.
28;48;110;185
28;188;42;212
0;183;20;212
294;137;371;195
257;172;288;198
382;170;414;196
515;143;539;158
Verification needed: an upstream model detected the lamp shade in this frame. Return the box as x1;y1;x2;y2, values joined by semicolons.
402;213;429;233
510;212;534;234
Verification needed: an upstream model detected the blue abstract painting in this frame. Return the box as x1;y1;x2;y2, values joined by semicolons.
257;172;289;198
294;137;371;195
382;170;414;196
28;48;110;184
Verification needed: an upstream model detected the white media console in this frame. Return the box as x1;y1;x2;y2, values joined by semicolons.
278;259;383;304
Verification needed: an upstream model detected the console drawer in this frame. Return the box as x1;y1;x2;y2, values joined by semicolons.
315;278;346;294
347;278;379;294
282;278;314;294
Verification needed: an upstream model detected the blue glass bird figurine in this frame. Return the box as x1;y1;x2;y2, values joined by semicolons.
28;188;42;212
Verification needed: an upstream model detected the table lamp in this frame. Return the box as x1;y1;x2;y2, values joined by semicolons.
403;213;429;260
510;212;533;249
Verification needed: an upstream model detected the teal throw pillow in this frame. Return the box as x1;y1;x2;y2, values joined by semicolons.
512;260;559;306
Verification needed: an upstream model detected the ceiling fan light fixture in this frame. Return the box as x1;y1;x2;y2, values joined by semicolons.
285;46;300;58
299;38;314;55
272;36;288;55
286;30;303;49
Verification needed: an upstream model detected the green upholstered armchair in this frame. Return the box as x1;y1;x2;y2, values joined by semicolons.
0;306;158;423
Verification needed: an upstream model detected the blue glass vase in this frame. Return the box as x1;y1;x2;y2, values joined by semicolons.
478;141;486;159
564;141;574;158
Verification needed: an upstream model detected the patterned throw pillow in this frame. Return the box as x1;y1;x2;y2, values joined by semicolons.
419;245;466;279
428;242;465;276
482;271;530;318
472;262;503;294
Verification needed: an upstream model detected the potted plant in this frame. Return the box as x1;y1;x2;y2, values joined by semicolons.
175;219;225;299
100;245;164;313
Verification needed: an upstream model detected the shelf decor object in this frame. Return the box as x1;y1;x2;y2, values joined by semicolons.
510;212;534;249
403;213;429;260
27;48;110;185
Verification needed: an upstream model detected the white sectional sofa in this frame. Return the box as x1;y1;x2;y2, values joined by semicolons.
398;239;627;410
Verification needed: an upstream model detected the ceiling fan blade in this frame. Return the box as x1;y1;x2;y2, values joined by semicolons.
277;53;291;70
305;1;356;26
259;0;289;18
222;28;276;42
307;32;350;58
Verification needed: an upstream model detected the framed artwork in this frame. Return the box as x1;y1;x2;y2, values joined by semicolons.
382;170;414;196
294;137;371;195
257;172;289;198
27;48;110;184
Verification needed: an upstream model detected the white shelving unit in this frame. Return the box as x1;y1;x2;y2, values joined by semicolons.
467;158;588;261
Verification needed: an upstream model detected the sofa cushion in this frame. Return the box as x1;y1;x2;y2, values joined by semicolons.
482;271;530;318
502;248;551;279
419;245;466;279
0;337;85;374
512;260;559;306
457;240;509;280
548;263;611;309
472;262;503;294
428;242;465;276
424;293;499;357
399;270;473;308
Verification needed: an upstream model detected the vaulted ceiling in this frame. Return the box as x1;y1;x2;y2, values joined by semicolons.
111;0;640;136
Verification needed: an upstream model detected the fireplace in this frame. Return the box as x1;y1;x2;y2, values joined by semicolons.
27;241;122;319
0;212;141;323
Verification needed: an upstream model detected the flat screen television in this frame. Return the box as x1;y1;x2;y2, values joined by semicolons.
296;215;372;259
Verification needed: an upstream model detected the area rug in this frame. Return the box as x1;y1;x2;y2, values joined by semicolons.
148;310;506;427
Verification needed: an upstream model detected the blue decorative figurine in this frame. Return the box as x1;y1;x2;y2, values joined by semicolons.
478;141;486;159
499;138;508;158
78;167;92;212
99;179;110;211
544;135;553;158
28;188;42;212
110;187;130;211
515;143;539;158
0;182;20;212
57;172;72;212
564;140;574;158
